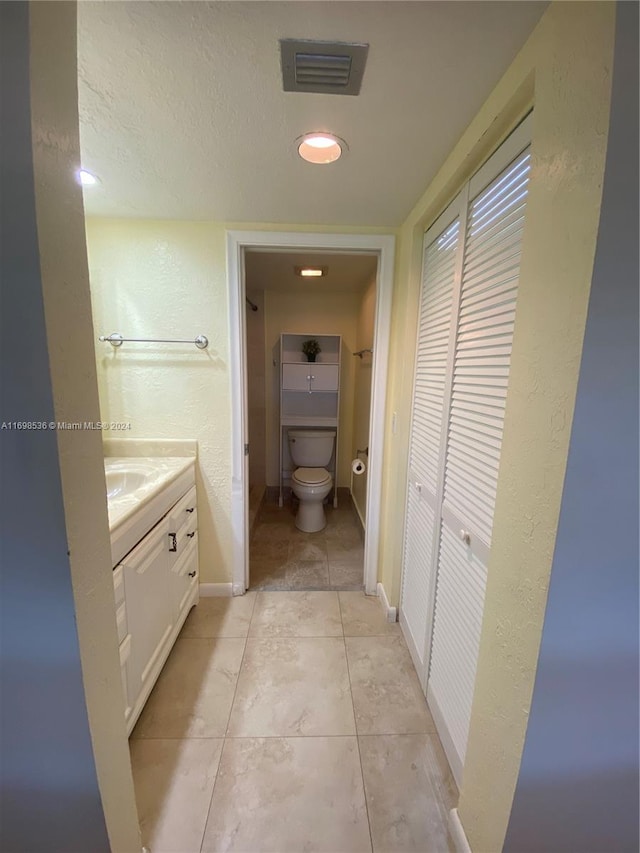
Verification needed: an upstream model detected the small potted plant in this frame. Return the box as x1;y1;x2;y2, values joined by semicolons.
302;339;321;363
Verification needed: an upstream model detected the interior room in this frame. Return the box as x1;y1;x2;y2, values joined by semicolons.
244;250;377;592
2;2;638;853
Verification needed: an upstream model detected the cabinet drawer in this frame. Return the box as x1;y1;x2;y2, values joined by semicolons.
170;537;199;620
169;485;197;534
168;511;197;567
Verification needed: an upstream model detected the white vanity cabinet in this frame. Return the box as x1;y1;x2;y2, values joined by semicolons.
113;477;199;735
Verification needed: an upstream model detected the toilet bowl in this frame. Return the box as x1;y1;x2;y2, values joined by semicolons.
291;467;333;532
288;429;336;533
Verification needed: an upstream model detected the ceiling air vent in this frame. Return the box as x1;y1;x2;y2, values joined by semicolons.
280;39;369;96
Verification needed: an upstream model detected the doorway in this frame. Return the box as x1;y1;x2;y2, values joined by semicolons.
226;231;395;597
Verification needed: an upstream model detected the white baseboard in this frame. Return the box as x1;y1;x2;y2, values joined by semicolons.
376;582;397;622
199;582;233;597
448;809;471;853
351;493;366;533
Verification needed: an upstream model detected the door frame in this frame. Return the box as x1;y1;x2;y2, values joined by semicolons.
226;230;396;596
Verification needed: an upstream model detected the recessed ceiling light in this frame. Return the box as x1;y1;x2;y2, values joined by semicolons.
296;133;346;165
295;266;328;277
78;169;99;186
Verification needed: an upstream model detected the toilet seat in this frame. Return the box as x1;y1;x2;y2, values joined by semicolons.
292;467;331;486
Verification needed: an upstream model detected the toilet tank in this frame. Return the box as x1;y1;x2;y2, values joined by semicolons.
288;430;336;467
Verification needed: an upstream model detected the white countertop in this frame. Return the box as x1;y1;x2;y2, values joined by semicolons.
105;456;195;532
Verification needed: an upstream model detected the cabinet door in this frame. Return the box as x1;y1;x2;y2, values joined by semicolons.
282;364;312;391
121;517;173;709
400;205;462;681
309;364;339;391
427;144;531;782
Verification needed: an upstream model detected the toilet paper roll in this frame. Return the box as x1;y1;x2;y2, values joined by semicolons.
351;459;366;475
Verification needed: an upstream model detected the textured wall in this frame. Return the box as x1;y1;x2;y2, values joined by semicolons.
86;221;393;585
376;3;617;850
1;2;140;850
504;4;639;848
246;290;266;487
87;219;233;585
263;289;361;488
351;278;376;523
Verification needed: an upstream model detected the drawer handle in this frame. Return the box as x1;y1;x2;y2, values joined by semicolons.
187;531;196;539
188;571;197;578
168;533;177;552
186;507;195;513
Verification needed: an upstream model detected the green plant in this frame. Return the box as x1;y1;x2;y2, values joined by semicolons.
302;339;321;358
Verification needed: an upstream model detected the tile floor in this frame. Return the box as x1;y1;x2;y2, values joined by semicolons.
250;499;365;591
130;591;457;853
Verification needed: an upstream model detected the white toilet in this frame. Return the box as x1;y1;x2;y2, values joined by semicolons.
288;429;336;532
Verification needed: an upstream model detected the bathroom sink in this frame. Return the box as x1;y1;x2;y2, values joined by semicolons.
104;455;196;565
105;469;149;499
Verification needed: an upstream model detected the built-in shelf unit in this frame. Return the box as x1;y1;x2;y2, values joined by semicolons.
279;333;341;507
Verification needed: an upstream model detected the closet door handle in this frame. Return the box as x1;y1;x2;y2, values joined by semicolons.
459;529;471;545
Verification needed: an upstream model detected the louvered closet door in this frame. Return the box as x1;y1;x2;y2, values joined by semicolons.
427;142;532;784
399;203;462;681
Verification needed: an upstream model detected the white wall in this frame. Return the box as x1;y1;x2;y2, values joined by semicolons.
351;277;376;523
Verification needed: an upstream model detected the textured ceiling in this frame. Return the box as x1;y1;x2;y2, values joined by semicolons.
78;1;546;226
245;250;378;293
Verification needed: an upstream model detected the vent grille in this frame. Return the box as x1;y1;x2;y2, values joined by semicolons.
281;39;368;96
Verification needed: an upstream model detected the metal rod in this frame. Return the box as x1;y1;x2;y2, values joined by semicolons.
99;332;208;349
353;348;373;358
246;296;258;312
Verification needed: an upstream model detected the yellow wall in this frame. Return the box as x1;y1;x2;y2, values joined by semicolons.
86;219;232;585
377;3;616;850
87;221;391;583
263;289;361;488
30;4;141;849
351;277;376;522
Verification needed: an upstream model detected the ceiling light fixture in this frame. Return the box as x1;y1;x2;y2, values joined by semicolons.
295;266;327;277
296;132;346;165
78;169;99;186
